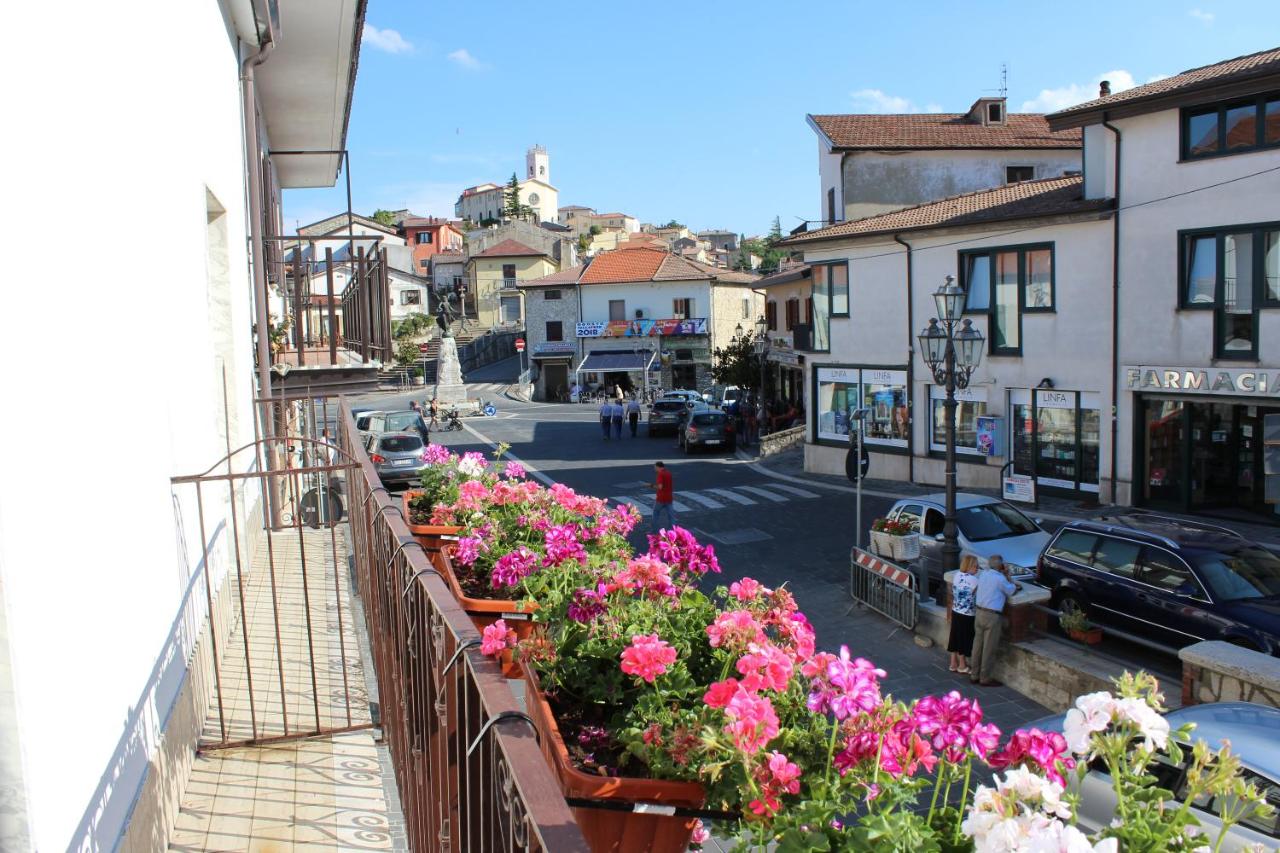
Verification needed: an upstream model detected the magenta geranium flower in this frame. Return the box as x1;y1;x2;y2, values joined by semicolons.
619;634;677;683
807;645;886;720
543;524;587;566
480;619;516;657
912;691;989;763
454;536;484;566
491;547;539;588
647;526;721;578
748;750;802;817
567;583;609;623
988;727;1076;785
423;443;452;464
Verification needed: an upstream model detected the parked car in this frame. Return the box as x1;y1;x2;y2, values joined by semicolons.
363;431;429;486
885;494;1049;587
704;385;743;408
1036;515;1280;654
353;408;381;435
366;410;428;435
648;396;694;436
662;389;704;406
678;405;737;453
1027;701;1280;851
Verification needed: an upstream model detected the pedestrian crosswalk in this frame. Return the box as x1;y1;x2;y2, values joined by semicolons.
608;482;821;518
466;382;510;396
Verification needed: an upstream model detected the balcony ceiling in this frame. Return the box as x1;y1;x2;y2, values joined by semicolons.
257;0;366;188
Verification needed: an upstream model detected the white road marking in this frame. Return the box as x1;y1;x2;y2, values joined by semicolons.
758;483;820;499
669;499;694;513
679;491;725;509
611;496;652;516
703;488;757;506
735;486;790;503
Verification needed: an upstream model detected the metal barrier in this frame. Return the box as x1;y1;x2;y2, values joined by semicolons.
849;547;918;630
340;399;588;852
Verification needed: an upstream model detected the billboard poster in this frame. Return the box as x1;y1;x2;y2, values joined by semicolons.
576;321;606;338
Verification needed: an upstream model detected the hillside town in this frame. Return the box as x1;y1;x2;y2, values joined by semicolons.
5;3;1280;852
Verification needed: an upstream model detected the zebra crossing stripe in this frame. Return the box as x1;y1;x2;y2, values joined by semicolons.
735;486;789;503
759;483;820;499
669;499;694;513
703;488;757;506
611;496;652;516
679;491;725;509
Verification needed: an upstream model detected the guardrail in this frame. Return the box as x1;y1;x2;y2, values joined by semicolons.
849;547;918;630
339;399;588;851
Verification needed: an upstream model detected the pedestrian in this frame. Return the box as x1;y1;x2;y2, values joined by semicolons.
627;396;641;437
428;398;439;430
648;461;675;534
615;383;624;401
611;399;624;440
969;555;1018;687
948;554;979;674
599;398;612;440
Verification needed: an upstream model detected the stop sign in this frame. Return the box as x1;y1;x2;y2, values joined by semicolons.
515;339;526;352
418;343;430;353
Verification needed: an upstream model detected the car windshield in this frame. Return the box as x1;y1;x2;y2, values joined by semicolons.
380;435;423;452
384;413;421;430
1193;546;1280;600
954;502;1040;542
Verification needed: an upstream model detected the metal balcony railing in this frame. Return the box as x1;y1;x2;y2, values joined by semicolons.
500;277;519;290
339;399;588;851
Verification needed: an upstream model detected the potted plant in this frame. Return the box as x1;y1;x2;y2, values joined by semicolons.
412;365;426;386
870;516;920;561
1059;606;1102;645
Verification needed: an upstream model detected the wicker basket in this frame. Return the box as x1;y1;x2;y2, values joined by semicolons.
870;530;920;561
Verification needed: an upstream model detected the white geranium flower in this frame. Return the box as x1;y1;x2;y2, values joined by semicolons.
1064;691;1116;754
457;456;484;477
1114;697;1170;752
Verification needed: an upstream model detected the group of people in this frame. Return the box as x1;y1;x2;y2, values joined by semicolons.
599;397;644;439
946;553;1020;687
407;399;439;442
717;395;805;448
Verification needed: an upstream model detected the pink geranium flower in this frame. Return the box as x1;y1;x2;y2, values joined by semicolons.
454;536;484;566
503;460;526;479
423;444;452;464
748;751;802;817
989;727;1076;786
619;634;677;683
706;609;766;651
614;556;677;598
728;577;768;601
807;646;886;720
703;678;740;709
480;620;516;658
723;688;779;754
543;524;587;566
735;642;794;693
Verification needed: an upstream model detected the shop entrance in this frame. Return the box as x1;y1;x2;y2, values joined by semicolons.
542;362;569;401
1140;396;1275;519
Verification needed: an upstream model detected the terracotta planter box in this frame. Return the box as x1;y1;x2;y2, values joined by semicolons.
434;550;537;678
402;491;462;551
521;662;705;853
1069;627;1103;645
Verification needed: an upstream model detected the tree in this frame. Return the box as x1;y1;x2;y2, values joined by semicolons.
711;330;764;391
576;232;593;257
660;219;684;230
503;173;522;220
767;216;783;246
371;209;397;227
589;224;603;236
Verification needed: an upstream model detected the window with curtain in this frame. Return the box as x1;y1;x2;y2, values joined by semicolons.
961;244;1054;355
1180;224;1279;359
810;264;831;352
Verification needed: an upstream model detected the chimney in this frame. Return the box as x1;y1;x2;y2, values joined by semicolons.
1099;80;1111;98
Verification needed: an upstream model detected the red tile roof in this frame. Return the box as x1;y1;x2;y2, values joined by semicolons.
472;238;545;258
580;248;668;283
519;265;585;287
809;113;1081;150
781;175;1112;246
1049;46;1280;127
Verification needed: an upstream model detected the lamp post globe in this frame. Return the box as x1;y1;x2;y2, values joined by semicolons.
917;318;947;374
754;315;767;339
954;318;986;375
934;274;966;325
733;321;744;343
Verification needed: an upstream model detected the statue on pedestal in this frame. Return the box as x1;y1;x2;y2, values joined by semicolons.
435;292;459;338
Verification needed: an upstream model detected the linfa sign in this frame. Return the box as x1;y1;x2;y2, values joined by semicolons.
1123;366;1280;397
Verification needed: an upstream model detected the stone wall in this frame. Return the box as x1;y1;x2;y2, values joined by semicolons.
759;425;805;457
1180;641;1280;708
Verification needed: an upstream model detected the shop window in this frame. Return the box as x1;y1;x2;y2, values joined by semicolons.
929;386;987;456
1010;389;1101;494
1179;223;1279;360
961;244;1054;356
814;367;859;443
400;290;422;305
860;369;909;448
1144;400;1185;505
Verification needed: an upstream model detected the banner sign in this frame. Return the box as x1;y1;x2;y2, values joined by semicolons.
577;318;707;338
533;341;576;355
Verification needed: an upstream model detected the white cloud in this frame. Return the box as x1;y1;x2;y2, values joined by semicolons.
362;24;413;54
1188;8;1215;24
447;48;485;70
1019;69;1152;112
849;88;915;113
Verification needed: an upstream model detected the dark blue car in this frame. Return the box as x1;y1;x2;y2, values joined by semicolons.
1036;514;1280;655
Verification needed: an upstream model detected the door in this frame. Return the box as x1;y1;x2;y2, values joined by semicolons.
917;507;946;583
1133;548;1216;648
543;364;568;400
672;364;696;390
1190;402;1236;509
1083;535;1145;633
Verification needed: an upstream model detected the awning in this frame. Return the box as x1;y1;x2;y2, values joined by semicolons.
575;350;655;373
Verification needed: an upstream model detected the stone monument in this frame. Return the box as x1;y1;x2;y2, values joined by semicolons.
432;295;469;405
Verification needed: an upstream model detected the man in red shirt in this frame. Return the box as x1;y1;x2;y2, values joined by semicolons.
648;461;675;534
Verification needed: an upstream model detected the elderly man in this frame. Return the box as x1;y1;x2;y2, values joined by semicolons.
968;555;1018;688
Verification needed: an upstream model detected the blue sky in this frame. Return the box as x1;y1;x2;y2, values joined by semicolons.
283;0;1278;237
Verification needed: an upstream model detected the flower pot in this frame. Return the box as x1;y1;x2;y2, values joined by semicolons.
521;662;705;853
402;491;461;551
433;549;537;678
870;530;919;561
1069;627;1103;645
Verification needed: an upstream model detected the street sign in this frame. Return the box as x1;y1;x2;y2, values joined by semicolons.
515;339;525;352
418;342;430;353
1002;473;1036;504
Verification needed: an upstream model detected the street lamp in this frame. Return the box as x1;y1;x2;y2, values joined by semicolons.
752;315;770;406
917;275;985;578
732;322;744;343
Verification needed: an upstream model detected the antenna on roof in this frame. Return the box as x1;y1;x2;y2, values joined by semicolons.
999;63;1008;98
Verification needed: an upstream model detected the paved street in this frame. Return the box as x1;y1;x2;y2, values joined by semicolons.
354;379;1051;734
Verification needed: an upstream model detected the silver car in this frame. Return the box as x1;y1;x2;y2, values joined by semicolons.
886;493;1050;584
648;397;694;436
364;431;429;485
1029;702;1280;850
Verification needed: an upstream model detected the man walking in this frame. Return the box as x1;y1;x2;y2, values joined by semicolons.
600;398;612;440
969;555;1018;687
648;461;675;534
611;399;624;440
627;396;641;437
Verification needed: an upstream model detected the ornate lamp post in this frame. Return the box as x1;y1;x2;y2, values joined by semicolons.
753;315;769;402
917;276;985;576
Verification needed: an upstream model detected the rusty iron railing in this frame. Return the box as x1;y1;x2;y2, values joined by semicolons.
339;399;588;851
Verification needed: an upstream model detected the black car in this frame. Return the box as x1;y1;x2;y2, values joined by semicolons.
1037;514;1280;655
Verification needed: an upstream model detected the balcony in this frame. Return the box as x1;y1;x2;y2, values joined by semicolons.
500;276;520;290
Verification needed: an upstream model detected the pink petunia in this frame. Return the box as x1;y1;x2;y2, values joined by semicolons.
480;620;516;658
619;634;678;683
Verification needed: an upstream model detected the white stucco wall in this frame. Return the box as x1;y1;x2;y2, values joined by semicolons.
817;138;843;223
801;215;1114;493
579;280;713;325
842;148;1082;221
1104;108;1280;503
2;1;258;848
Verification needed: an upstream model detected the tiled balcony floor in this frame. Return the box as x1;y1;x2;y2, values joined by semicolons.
169;525;402;851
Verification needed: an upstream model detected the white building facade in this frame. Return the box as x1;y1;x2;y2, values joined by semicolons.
454;146;560;224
